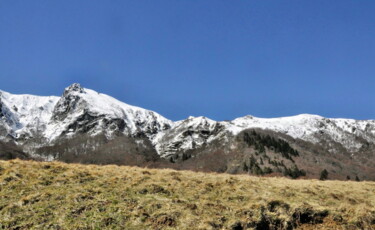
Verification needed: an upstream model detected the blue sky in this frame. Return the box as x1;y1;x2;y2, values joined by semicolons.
1;1;375;121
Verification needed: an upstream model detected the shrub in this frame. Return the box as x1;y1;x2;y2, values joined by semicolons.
320;169;328;181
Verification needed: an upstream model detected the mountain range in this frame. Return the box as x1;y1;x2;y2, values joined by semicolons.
1;83;374;180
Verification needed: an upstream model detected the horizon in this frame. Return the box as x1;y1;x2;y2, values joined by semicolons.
0;83;372;121
1;1;375;121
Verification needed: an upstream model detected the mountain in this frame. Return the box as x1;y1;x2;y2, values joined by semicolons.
0;83;172;143
1;83;374;180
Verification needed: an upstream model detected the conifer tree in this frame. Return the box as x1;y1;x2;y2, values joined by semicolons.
320;169;328;180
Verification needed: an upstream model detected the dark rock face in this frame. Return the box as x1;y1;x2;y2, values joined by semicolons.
103;118;126;133
134;113;172;137
0;100;4;118
61;111;104;135
52;92;84;121
0;99;19;131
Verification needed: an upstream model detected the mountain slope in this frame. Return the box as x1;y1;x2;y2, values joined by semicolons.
1;84;172;154
228;114;375;152
1;84;374;180
0;90;59;141
47;83;173;142
155;114;375;158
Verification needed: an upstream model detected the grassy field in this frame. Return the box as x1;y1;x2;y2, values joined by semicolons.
0;160;374;229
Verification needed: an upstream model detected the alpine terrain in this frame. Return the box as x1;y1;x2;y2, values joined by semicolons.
1;83;374;180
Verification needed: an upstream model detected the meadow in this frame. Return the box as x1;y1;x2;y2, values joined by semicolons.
0;159;374;229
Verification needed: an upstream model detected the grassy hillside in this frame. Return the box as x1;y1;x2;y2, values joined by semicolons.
0;160;374;229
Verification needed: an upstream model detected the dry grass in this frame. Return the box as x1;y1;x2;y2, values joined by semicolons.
0;159;374;230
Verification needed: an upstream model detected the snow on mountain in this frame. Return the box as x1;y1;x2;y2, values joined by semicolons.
226;114;375;152
1;84;375;158
0;84;173;145
228;114;324;138
45;83;173;141
154;116;224;158
155;114;375;157
0;90;59;139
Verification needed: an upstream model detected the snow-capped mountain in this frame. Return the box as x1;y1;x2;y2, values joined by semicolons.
153;114;375;158
1;84;375;180
227;114;375;152
0;83;172;145
46;83;173;141
1;83;375;155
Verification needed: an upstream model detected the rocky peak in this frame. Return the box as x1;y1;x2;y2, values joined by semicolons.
184;116;217;129
52;84;87;121
63;83;84;96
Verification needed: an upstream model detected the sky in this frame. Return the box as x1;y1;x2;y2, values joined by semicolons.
1;0;375;121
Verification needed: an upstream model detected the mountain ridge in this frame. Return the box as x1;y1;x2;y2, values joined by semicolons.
1;83;374;180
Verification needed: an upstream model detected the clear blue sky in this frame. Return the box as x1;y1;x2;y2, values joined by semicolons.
1;1;375;121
